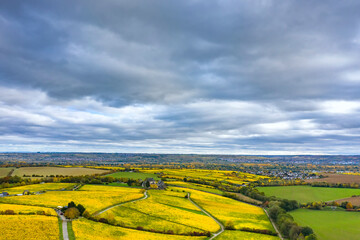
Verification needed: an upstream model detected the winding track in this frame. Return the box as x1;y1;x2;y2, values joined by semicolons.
187;193;224;240
94;190;148;216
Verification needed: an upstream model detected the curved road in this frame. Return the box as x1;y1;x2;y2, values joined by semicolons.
94;190;148;216
187;193;224;240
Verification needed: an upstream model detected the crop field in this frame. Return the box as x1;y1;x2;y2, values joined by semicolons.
12;167;109;177
143;169;267;185
217;230;279;240
72;218;207;240
0;185;143;214
257;186;360;203
335;196;360;206
165;181;223;194
0;203;56;215
305;173;360;184
0;215;59;240
1;183;76;194
290;209;360;240
106;171;160;180
174;187;274;232
99;189;219;234
0;167;13;177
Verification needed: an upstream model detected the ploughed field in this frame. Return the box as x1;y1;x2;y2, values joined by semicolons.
0;182;278;239
257;185;360;203
12;166;110;178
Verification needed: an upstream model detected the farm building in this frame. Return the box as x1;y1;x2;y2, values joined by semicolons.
142;178;166;189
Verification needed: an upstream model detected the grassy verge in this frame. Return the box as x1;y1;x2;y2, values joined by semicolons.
58;217;64;240
67;221;76;240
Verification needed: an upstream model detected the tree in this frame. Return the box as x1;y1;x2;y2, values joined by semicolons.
305;233;317;240
64;207;80;219
68;201;76;208
301;226;314;236
346;202;353;209
77;204;86;215
224;221;235;230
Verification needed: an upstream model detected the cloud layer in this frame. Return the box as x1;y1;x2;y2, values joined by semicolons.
1;0;360;154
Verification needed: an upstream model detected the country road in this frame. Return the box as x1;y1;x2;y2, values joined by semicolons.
94;190;148;216
264;208;284;240
187;193;224;240
56;210;69;240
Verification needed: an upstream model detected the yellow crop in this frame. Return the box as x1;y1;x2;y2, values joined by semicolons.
217;230;279;240
1;183;76;194
99;189;219;234
173;187;275;232
0;215;59;240
0;185;143;214
72;218;207;240
0;203;56;216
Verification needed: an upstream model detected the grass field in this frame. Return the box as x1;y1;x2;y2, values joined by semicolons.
12;167;109;178
106;171;159;180
174;187;275;232
165;181;223;195
290;208;360;240
0;185;144;214
0;203;56;215
0;167;13;177
217;230;279;240
99;189;219;234
72;218;207;240
0;215;59;240
257;186;360;203
0;183;76;194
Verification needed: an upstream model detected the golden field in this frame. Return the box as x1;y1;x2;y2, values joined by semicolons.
217;230;279;240
99;189;219;234
12;167;109;178
1;183;76;194
0;203;56;216
0;215;59;240
0;185;143;214
72;218;207;240
175;187;275;232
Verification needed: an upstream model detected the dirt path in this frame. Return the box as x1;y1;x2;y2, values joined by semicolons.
187;193;224;240
264;208;283;240
56;210;69;240
94;190;148;216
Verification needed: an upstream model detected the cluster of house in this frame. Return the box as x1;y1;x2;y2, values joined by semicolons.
141;178;166;189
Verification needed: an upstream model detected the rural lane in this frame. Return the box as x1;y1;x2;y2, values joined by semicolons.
187;193;224;240
264;208;284;240
56;210;69;240
94;190;148;216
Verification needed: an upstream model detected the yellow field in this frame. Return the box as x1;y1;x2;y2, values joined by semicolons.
72;218;207;240
174;187;274;232
165;181;223;194
0;185;143;214
1;183;76;194
99;189;219;234
0;215;59;240
12;167;109;177
217;230;279;240
143;169;267;185
0;203;56;216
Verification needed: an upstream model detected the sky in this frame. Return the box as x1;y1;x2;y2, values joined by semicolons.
1;0;360;154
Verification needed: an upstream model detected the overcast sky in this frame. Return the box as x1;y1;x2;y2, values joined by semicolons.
1;1;360;154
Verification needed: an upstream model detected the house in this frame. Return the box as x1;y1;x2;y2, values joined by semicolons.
1;192;9;196
142;178;166;189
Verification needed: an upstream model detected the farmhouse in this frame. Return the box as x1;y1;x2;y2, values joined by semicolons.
142;178;166;189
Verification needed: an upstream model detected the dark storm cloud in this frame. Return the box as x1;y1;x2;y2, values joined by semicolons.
1;0;360;153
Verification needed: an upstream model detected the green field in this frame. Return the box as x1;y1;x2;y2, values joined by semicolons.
12;167;109;178
257;186;360;203
106;171;159;180
290;208;360;240
0;167;14;177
